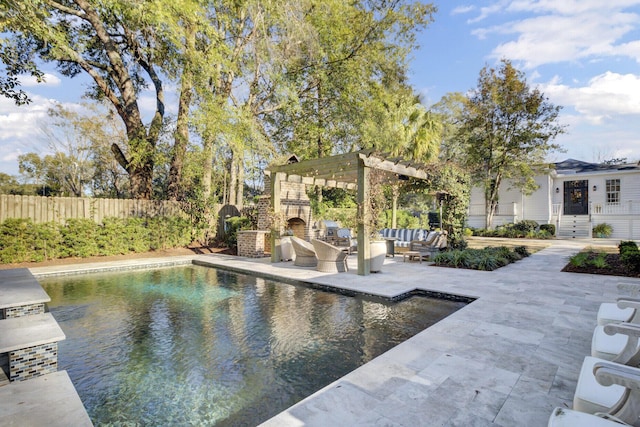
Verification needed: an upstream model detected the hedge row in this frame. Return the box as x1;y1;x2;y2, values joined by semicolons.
0;217;193;264
470;221;555;239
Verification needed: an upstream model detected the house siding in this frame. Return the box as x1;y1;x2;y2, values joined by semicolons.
467;163;640;239
467;175;552;228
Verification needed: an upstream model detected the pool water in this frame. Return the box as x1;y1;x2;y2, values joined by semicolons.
40;265;465;426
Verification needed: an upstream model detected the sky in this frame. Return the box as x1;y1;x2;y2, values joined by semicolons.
1;0;639;178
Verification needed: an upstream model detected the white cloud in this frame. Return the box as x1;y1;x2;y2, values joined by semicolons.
467;1;511;23
507;0;640;15
0;91;85;175
468;1;640;67
19;73;62;87
541;72;640;123
451;5;476;15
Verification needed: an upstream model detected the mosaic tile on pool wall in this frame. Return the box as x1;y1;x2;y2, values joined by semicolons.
2;303;46;319
9;342;58;382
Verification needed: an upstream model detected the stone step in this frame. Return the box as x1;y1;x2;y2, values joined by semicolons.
0;268;50;319
0;313;65;354
0;370;93;426
0;313;65;382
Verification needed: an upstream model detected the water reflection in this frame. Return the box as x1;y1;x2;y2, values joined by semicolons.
41;266;465;426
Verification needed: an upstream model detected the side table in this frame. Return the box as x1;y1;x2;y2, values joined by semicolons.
403;251;422;263
384;237;396;257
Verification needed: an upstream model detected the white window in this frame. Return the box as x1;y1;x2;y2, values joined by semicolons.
606;179;620;205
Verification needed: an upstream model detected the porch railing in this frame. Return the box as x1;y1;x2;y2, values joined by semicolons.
591;201;640;215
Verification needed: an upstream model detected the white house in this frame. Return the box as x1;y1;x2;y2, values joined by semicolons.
467;159;640;239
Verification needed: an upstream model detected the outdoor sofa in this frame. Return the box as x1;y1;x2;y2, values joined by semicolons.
379;228;434;249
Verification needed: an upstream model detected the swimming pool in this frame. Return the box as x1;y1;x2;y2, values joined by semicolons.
40;265;466;426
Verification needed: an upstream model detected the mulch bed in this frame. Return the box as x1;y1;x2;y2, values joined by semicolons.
562;252;640;278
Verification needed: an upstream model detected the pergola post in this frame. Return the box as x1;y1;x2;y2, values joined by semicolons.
270;172;283;263
357;160;370;275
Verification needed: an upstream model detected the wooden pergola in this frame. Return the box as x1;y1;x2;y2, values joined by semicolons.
266;149;432;275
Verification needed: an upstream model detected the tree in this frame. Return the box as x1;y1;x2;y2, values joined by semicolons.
266;1;436;158
0;37;44;105
431;92;467;163
19;103;129;197
460;59;566;229
2;0;170;199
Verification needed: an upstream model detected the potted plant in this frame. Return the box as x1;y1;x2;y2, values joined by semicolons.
358;169;388;272
592;223;613;238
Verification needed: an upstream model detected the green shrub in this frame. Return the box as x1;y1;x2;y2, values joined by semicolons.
540;224;555;235
463;228;474;237
592;223;613;238
569;251;590;268
0;218;35;263
433;246;525;271
224;216;253;249
513;220;539;233
622;251;640;273
98;217;130;256
514;246;530;257
470;222;553;239
619;241;638;255
589;253;609;269
60;218;100;258
0;214;193;264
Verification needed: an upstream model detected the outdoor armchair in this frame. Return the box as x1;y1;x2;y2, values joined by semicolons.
290;236;317;267
408;231;448;260
334;228;357;254
311;239;349;273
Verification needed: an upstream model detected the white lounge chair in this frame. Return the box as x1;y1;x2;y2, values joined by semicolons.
592;322;640;363
577;322;640;418
290;236;317;267
548;407;630;426
573;357;640;423
598;298;640;326
311;239;348;273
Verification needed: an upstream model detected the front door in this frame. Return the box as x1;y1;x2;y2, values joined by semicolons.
563;180;589;215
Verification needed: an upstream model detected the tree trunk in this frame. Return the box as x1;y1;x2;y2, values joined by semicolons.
229;152;237;208
236;155;244;209
202;135;214;202
130;162;153;200
391;189;398;228
484;176;501;229
167;26;195;201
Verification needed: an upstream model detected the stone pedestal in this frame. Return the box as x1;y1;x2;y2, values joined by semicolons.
237;230;270;258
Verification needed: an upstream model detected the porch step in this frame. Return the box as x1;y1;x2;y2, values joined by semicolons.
558;216;591;238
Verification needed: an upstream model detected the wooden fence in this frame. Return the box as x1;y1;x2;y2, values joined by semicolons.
0;195;183;224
